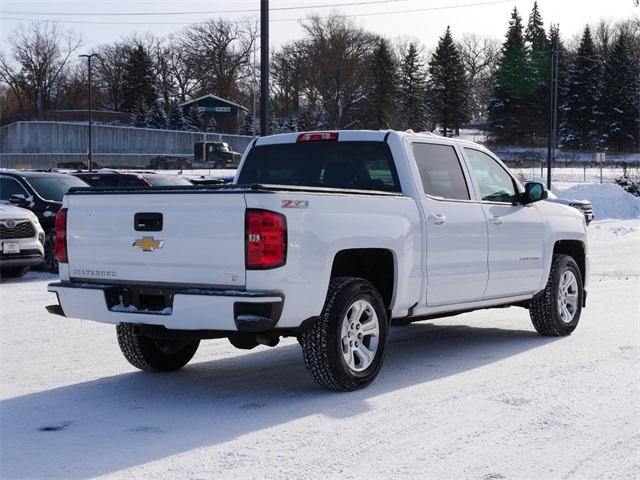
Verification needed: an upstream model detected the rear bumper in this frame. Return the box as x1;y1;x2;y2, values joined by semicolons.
47;281;284;332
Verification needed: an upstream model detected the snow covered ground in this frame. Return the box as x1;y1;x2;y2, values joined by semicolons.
1;182;638;480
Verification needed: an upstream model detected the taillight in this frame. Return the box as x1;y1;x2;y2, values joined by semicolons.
246;209;287;269
296;132;339;142
55;208;68;263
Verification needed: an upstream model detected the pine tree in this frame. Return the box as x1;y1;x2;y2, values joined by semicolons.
559;26;599;150
597;30;640;151
205;115;217;133
146;102;168;129
282;115;298;133
487;8;536;144
525;2;550;141
398;43;429;131
428;26;470;137
165;100;187;131
238;112;255;136
121;44;157;114
366;38;398;129
186;104;203;132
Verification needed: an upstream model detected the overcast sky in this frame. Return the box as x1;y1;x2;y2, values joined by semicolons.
1;0;638;53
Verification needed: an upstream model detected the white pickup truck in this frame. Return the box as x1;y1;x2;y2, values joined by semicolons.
47;130;589;391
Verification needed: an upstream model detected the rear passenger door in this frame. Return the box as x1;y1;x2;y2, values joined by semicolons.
412;142;489;306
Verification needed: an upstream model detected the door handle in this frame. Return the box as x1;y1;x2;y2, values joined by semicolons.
489;216;504;225
428;213;446;225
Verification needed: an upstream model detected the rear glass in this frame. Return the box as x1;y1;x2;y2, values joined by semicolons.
236;141;401;192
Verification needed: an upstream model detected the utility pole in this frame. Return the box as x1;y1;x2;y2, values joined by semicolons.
79;53;100;171
546;32;559;190
260;0;269;137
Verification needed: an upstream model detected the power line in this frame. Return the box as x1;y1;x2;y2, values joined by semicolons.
3;0;412;17
1;0;515;26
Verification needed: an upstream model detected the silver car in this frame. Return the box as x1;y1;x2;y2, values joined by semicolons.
0;205;45;277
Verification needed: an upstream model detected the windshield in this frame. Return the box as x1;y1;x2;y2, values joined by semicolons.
26;175;89;202
237;141;401;192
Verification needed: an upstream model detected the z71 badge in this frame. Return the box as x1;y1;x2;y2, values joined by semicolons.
281;200;309;209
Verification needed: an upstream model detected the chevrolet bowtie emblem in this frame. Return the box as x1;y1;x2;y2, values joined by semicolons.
133;236;164;252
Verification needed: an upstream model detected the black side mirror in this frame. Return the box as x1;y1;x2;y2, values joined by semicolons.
523;182;548;205
9;194;30;207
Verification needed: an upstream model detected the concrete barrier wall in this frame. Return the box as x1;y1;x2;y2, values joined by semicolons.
0;122;254;169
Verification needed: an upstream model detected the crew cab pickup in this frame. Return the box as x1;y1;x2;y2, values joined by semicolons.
47;130;589;391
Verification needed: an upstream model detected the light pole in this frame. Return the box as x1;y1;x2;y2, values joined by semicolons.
79;53;100;171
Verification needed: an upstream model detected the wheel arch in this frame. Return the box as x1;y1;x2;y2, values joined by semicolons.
553;240;586;286
330;248;395;310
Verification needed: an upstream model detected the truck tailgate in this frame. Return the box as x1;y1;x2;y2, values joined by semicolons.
65;190;247;287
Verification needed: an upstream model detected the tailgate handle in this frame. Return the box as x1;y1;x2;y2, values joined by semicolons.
134;212;163;232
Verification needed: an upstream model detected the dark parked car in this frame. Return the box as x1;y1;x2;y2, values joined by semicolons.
71;170;194;187
0;169;90;272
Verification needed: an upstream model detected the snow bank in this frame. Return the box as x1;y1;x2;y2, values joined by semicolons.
554;183;640;220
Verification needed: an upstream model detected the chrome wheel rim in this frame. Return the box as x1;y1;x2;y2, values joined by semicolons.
340;299;380;372
557;270;579;324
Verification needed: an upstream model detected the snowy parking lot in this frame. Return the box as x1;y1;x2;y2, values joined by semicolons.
1;186;638;479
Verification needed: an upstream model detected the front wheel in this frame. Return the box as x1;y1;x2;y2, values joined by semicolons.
530;254;583;336
300;277;389;391
116;323;200;372
41;231;59;273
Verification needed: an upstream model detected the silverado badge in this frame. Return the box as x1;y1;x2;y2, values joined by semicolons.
133;236;164;252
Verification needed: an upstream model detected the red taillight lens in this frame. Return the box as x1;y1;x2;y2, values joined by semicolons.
296;132;339;142
55;208;68;263
246;209;287;270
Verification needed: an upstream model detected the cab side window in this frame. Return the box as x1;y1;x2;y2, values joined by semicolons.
464;148;518;203
412;143;470;201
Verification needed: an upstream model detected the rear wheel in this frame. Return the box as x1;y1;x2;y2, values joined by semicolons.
300;277;389;391
530;254;583;336
116;323;200;371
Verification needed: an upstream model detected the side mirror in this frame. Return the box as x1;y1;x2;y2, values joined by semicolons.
9;194;30;208
523;182;548;205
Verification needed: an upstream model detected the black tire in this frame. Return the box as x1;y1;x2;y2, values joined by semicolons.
0;266;29;278
214;161;224;169
530;254;583;336
116;323;200;372
300;277;389;391
41;231;59;273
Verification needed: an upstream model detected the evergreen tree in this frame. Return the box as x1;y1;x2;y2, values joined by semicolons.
268;113;280;135
205;115;217;133
597;30;640;151
238;112;255;136
282;115;298;133
366;38;398;129
121;44;157;114
487;8;536;144
428;26;470;137
525;2;550;141
559;26;599;150
166;100;187;131
185;104;203;131
146;102;168;129
398;43;429;131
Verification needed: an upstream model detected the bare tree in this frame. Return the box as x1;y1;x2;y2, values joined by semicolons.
457;33;501;121
177;18;256;102
299;13;378;129
0;21;82;120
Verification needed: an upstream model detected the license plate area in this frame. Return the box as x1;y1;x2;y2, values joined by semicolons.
105;286;174;313
3;242;20;254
